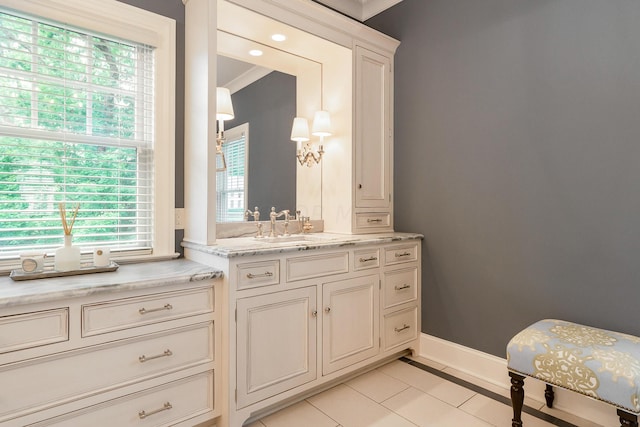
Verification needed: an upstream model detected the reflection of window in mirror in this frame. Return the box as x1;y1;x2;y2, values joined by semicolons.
216;123;249;222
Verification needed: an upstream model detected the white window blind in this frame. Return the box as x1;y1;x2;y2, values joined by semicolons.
0;9;155;258
216;123;248;222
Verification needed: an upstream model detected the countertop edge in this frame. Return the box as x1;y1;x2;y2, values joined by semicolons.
0;259;223;308
182;232;424;258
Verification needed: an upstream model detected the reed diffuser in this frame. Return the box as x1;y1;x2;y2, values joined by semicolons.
54;203;81;271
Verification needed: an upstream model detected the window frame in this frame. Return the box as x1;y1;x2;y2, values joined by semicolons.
0;0;176;269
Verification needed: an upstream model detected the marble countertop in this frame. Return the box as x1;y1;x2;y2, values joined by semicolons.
0;259;223;308
182;232;424;258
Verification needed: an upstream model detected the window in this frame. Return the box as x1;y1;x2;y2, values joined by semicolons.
216;123;248;222
0;0;175;265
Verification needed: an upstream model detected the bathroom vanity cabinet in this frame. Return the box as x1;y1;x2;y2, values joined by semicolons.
0;260;221;427
184;233;422;426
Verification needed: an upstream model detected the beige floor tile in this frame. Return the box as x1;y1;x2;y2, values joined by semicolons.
307;384;418;427
442;366;543;409
539;405;605;427
346;369;410;403
259;400;339;427
382;387;492;427
460;393;557;427
378;360;475;407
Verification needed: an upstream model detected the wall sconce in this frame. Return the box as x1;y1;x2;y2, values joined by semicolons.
290;110;332;167
216;87;235;172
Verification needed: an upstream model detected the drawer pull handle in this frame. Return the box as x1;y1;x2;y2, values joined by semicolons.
394;324;411;333
246;271;274;279
395;252;412;258
367;218;383;223
395;284;411;291
138;402;172;419
359;256;378;263
139;349;173;363
139;304;173;315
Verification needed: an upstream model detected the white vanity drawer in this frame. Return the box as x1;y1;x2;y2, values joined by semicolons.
0;323;213;422
0;309;68;354
383;243;418;266
30;371;214;427
354;249;380;271
383;307;418;351
82;287;213;337
383;267;418;309
237;260;280;290
355;212;391;229
286;252;349;282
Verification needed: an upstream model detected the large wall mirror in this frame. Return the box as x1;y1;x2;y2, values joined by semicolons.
217;2;324;225
216;55;297;222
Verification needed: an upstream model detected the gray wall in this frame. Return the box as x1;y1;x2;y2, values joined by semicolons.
226;72;297;216
367;0;640;356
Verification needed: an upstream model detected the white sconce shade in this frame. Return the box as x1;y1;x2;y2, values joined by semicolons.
290;117;310;142
216;87;235;121
311;110;332;137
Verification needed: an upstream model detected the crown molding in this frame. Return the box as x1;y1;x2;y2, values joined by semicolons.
314;0;402;21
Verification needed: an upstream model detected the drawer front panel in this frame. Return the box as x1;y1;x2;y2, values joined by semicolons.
383;307;418;351
354;249;380;271
30;371;214;427
383;267;418;309
0;309;68;354
0;323;213;421
286;252;349;282
82;287;213;337
355;212;391;229
237;260;280;290
383;243;418;266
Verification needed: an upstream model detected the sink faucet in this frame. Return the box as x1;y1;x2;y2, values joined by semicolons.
269;207;290;238
244;207;260;222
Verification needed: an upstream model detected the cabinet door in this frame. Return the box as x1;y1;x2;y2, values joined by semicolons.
236;287;317;408
354;45;391;209
322;274;379;375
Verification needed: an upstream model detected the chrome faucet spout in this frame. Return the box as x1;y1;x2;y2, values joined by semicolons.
268;207;290;238
244;207;260;222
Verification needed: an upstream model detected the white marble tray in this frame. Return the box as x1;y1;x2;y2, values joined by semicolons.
10;262;119;282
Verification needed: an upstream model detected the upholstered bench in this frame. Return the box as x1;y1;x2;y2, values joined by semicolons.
507;319;640;427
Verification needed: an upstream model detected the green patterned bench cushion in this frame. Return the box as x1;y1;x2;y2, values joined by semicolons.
507;319;640;413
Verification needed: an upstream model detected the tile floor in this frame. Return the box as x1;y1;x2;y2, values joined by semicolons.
246;357;603;427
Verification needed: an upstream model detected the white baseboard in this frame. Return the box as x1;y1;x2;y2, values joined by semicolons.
418;333;617;426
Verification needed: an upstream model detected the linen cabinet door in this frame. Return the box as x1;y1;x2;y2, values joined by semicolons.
236;287;317;408
354;45;391;211
322;274;380;375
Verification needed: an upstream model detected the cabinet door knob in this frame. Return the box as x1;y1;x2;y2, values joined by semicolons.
358;184;362;189
312;310;318;317
324;307;331;313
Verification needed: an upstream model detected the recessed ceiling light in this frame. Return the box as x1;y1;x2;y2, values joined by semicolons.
249;49;263;57
271;34;286;42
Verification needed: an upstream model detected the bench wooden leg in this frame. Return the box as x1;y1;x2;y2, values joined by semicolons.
509;372;525;427
618;409;638;427
544;384;554;408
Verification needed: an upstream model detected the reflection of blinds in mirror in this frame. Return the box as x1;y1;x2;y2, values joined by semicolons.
216;123;248;222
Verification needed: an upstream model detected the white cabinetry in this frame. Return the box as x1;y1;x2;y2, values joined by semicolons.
186;237;420;427
354;45;393;225
0;276;217;427
236;287;317;408
322;274;379;375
